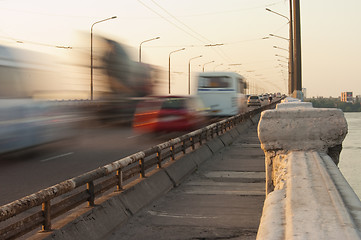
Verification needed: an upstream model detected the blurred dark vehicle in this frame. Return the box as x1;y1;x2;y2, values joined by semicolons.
247;95;261;107
100;39;153;99
87;37;156;124
133;96;208;133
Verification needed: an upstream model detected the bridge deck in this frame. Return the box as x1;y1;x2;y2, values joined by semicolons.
105;123;266;240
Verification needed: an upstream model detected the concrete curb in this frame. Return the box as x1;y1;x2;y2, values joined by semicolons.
205;137;225;154
229;128;240;139
236;119;253;134
219;132;234;146
165;154;197;186
191;145;213;167
117;170;174;214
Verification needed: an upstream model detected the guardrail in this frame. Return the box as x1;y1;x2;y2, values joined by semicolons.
0;100;281;240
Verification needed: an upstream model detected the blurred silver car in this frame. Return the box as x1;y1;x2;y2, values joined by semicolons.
247;95;261;107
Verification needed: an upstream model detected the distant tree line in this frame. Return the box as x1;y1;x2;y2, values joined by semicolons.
305;97;361;112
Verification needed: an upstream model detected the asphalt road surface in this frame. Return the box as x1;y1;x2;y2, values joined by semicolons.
0;124;183;206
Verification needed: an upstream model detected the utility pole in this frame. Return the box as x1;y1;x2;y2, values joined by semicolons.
292;0;302;95
288;0;294;95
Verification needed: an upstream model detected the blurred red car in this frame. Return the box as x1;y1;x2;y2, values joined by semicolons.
133;96;208;133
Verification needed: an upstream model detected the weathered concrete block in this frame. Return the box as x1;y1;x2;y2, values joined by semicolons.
191;145;213;166
205;137;225;154
276;101;313;109
165;154;197;186
258;107;348;153
228;128;239;139
219;132;234;146
118;170;173;214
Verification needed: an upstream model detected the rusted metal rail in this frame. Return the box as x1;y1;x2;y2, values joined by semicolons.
0;101;280;240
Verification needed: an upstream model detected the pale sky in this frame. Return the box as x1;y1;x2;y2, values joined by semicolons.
0;0;360;98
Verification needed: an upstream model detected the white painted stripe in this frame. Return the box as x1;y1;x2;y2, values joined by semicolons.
40;152;74;162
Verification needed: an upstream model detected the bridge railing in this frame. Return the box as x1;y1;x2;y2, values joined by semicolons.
0;100;281;240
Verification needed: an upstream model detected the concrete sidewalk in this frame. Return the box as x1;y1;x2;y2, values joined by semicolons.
105;123;266;240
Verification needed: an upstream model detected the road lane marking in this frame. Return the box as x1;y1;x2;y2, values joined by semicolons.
127;134;140;139
40;152;74;162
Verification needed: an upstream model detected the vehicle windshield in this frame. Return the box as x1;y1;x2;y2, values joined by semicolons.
161;98;186;110
249;96;259;99
198;76;232;88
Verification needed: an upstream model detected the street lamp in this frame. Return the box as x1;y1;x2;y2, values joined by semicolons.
202;61;214;72
277;59;288;64
188;55;202;95
275;54;289;60
91;16;117;101
266;6;294;95
169;48;185;94
266;8;289;21
213;63;223;71
273;46;288;52
269;33;289;41
139;36;160;62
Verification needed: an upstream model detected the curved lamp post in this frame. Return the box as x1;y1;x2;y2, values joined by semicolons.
90;16;117;100
202;61;214;72
139;36;160;62
169;48;185;94
188;55;202;95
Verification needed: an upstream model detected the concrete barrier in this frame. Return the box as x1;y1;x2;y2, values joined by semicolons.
257;99;361;240
165;154;198;186
191;145;213;166
219;132;234;146
205;137;225;154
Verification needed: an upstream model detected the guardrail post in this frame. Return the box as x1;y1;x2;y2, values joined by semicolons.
157;149;162;168
116;169;123;191
199;133;203;145
87;181;95;206
42;200;52;231
140;158;145;178
191;137;195;150
216;124;219;136
182;140;186;154
170;146;175;160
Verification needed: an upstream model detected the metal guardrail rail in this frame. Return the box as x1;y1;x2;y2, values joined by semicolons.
0;100;280;240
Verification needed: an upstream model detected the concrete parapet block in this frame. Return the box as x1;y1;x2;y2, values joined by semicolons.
191;145;213;166
118;170;174;214
228;128;239;139
276;101;312;109
165;154;198;186
258;106;348;154
257;151;361;240
205;137;225;154
235;118;253;134
321;152;361;231
219;132;234;146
